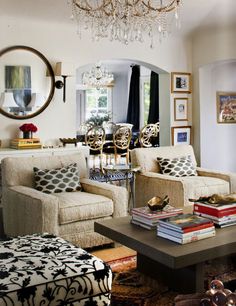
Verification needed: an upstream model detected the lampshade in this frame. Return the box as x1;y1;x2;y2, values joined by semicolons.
28;93;45;108
55;62;74;77
0;92;17;107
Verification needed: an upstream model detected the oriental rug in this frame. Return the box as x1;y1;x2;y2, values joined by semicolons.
92;246;177;306
92;246;236;306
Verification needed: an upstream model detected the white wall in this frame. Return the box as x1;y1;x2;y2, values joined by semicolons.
199;61;236;172
192;26;236;166
0;15;192;147
159;74;171;146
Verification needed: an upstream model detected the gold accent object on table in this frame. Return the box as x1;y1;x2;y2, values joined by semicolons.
190;193;236;206
59;138;79;147
147;195;170;211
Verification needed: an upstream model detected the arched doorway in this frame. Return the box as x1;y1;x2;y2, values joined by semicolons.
76;59;171;146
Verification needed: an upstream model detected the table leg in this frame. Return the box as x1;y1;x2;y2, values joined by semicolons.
137;253;204;293
129;173;135;212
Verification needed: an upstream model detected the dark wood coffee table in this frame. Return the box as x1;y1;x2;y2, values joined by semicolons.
94;217;236;293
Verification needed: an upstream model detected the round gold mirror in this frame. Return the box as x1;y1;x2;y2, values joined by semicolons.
0;45;55;119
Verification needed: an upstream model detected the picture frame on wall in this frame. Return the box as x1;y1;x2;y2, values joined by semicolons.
171;72;191;93
216;91;236;123
171;126;192;146
174;97;188;121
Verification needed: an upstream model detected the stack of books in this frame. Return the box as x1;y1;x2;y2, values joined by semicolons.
10;138;42;150
157;213;215;244
131;206;183;230
194;201;236;228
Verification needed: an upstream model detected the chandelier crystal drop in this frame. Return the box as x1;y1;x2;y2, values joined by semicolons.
82;63;114;88
69;0;182;47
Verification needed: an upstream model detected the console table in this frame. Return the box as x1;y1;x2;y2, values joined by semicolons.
0;146;89;237
0;145;89;162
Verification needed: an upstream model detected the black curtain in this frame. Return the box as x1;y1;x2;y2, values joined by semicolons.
126;65;140;131
148;71;159;124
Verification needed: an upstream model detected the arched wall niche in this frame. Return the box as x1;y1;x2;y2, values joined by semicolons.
76;58;171;146
199;58;236;172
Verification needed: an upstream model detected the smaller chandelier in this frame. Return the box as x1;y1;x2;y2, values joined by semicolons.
69;0;182;47
82;63;114;88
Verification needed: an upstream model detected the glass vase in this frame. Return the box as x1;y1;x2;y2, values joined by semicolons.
23;131;32;139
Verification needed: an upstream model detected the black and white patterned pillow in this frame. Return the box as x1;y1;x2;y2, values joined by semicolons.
34;163;81;194
157;155;198;177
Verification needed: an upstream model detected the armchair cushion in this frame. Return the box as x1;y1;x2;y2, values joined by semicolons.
181;176;230;200
34;163;81;194
55;191;113;224
157;155;197;177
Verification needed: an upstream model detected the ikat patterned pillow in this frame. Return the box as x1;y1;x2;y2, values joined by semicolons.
157;155;198;177
34;163;81;194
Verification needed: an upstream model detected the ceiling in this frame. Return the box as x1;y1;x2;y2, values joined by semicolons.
1;0;236;37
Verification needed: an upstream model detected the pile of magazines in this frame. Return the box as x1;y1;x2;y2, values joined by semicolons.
131;205;183;230
194;201;236;228
157;213;215;244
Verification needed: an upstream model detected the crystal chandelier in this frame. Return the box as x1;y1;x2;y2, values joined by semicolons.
69;0;182;47
82;63;114;88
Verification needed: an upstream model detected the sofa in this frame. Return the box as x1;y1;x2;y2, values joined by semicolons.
131;145;236;212
2;152;128;248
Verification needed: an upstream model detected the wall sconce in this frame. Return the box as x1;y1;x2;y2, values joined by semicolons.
54;62;73;103
0;92;17;110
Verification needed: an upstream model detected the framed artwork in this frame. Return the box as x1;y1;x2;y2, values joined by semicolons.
5;65;31;108
171;126;192;146
174;97;188;121
171;72;191;93
216;91;236;123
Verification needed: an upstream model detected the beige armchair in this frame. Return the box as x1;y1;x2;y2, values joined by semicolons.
2;152;128;248
131;145;236;212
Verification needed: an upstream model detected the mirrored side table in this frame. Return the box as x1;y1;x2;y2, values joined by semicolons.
103;164;141;212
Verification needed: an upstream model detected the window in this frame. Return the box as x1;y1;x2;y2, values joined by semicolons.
140;76;150;127
85;88;112;120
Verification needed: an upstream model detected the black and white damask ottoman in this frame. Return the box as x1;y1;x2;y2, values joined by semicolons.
0;234;112;305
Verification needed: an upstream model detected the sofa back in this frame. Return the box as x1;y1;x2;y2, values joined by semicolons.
130;145;197;173
2;152;88;188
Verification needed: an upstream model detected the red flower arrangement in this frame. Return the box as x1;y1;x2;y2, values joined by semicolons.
19;123;38;133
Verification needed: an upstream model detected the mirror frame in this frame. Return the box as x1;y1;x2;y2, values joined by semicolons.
0;45;55;120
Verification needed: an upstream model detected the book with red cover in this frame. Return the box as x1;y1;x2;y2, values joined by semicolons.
157;228;215;244
158;213;214;233
157;224;215;239
158;221;214;233
194;202;236;218
194;211;236;226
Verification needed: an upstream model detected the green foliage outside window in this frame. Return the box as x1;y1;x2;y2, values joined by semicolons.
85;88;111;124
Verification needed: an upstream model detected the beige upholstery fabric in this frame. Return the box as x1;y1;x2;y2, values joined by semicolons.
59;217;113;249
2;153;88;188
56;191;113;224
80;178;128;218
131;145;197;173
2;153;128;248
131;145;236;212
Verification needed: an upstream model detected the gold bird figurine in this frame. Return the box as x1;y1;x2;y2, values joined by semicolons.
147;195;170;211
